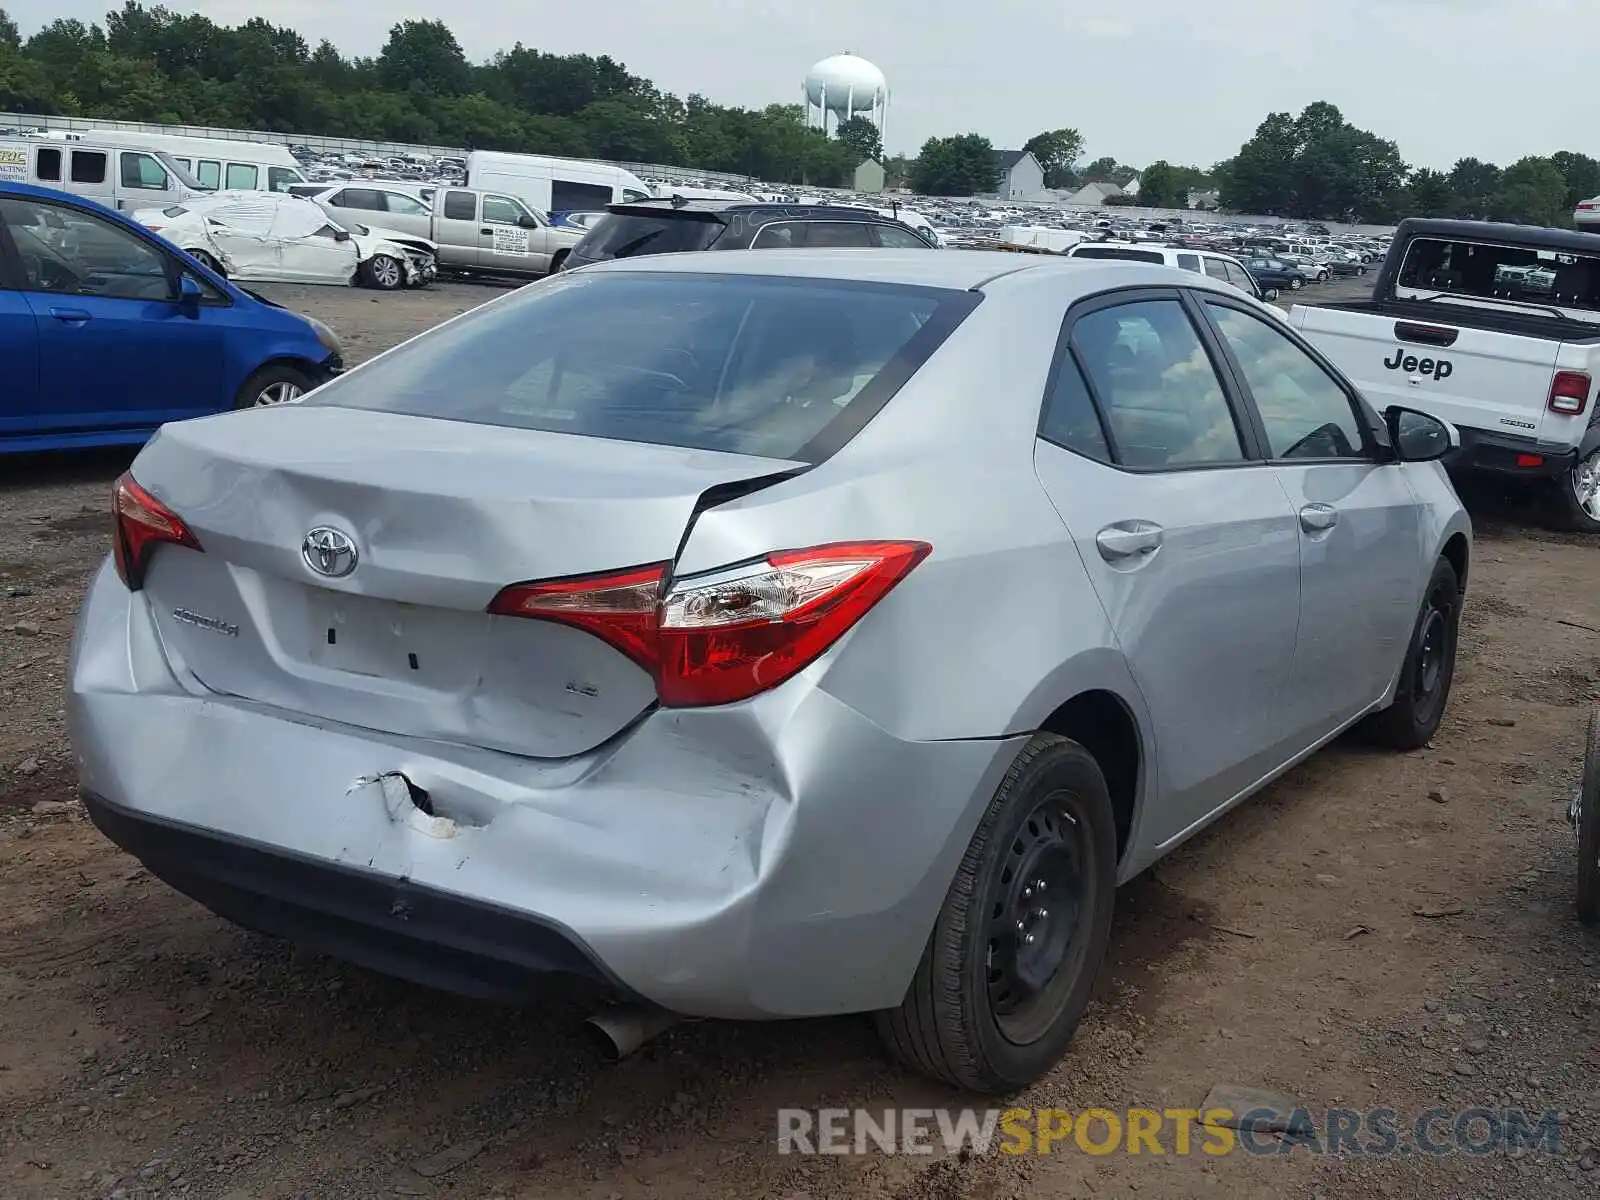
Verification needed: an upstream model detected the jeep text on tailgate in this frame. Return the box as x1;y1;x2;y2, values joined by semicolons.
1290;217;1600;533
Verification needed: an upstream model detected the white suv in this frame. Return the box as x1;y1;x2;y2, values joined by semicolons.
1066;242;1286;309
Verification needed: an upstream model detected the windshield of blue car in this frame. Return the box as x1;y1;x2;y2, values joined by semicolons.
304;271;979;462
1397;236;1600;313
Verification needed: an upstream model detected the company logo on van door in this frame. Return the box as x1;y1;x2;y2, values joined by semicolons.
1384;348;1454;381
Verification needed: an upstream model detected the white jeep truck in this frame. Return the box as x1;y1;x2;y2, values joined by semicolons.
1293;217;1600;532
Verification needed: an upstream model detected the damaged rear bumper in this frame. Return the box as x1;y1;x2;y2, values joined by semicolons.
68;558;1021;1019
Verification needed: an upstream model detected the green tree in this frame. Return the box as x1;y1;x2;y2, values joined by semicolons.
1550;150;1600;214
1447;158;1501;220
910;134;998;196
1491;156;1569;227
0;8;19;50
1138;160;1186;208
376;19;471;96
835;115;882;164
1220;103;1406;220
1408;168;1454;217
1023;127;1084;187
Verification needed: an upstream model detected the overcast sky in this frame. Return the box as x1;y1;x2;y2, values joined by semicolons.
6;0;1593;170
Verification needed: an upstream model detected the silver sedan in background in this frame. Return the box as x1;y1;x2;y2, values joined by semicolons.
70;250;1470;1094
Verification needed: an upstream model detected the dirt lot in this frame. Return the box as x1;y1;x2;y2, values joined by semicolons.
2;274;1598;1200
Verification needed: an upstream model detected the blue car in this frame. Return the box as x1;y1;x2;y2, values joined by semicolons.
0;181;343;454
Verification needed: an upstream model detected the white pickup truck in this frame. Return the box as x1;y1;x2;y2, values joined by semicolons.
1293;218;1600;532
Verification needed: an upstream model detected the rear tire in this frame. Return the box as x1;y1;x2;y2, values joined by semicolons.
1543;449;1600;534
189;249;224;276
361;254;405;291
1577;708;1600;926
1289;277;1304;290
1361;558;1461;750
234;363;312;409
875;734;1117;1094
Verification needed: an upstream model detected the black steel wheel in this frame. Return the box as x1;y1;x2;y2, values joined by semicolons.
1577;707;1600;926
877;733;1117;1093
1362;558;1461;750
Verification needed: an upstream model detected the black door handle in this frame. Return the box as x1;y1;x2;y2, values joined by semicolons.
480;228;493;235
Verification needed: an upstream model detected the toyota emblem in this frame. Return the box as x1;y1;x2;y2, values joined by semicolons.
302;527;358;578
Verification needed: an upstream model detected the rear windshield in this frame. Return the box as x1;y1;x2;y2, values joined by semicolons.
1397;236;1600;314
575;212;725;261
306;272;977;461
1072;246;1167;264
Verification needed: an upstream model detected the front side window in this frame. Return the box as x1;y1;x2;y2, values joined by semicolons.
443;190;477;221
1222;262;1257;294
383;192;431;217
70;151;107;185
225;162;259;190
304;273;971;463
0;196;171;301
195;160;222;189
1070;299;1244;468
873;224;931;249
120;152;168;190
1202;258;1229;280
1206;303;1367;460
267;166;302;192
334;188;383;211
481;195;529;225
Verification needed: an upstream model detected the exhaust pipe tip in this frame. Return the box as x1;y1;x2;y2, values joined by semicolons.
584;1005;683;1062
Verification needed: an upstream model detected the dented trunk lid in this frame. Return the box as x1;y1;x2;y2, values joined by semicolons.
131;405;802;759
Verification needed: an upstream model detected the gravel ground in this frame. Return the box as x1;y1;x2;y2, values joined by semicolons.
2;271;1598;1200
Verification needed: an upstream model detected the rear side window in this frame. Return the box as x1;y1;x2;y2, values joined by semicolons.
70;151;107;184
576;213;725;261
305;273;977;462
552;179;613;212
1202;258;1229;280
1072;246;1166;264
334;188;384;211
1176;253;1201;273
225;163;259;190
36;148;61;181
1069;300;1245;468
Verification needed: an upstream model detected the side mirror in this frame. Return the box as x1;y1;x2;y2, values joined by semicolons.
333;229;351;243
1385;406;1459;462
517;214;540;229
177;273;203;313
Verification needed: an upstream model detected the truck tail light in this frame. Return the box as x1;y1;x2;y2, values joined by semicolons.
488;541;931;707
112;472;201;591
1548;371;1591;415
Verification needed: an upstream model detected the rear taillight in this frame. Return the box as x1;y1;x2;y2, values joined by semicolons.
487;540;931;708
112;472;200;591
1549;371;1591;415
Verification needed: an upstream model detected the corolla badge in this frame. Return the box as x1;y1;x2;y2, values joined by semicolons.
301;527;359;578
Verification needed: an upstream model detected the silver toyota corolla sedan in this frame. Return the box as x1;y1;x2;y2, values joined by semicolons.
70;250;1470;1094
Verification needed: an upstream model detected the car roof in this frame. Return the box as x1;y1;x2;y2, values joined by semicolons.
578;247;1231;297
608;199;896;220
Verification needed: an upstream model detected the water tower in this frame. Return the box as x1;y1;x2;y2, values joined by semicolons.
804;53;889;143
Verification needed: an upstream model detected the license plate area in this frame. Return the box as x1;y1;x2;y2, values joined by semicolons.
302;586;483;690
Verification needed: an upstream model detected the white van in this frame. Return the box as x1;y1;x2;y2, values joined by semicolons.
84;131;307;194
0;137;207;211
464;151;652;216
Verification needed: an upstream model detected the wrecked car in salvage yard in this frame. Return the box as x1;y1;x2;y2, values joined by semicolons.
69;250;1470;1095
133;190;436;290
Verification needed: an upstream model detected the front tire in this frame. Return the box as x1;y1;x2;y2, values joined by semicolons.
361;254;405;291
550;249;569;274
1289;276;1304;290
876;734;1117;1093
234;363;312;409
1544;448;1600;534
189;249;224;276
1577;708;1600;926
1361;558;1461;750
